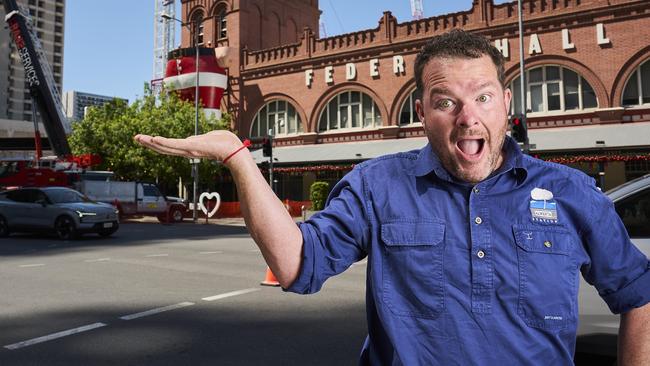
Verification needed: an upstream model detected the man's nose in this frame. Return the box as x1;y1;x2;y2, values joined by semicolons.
455;102;480;128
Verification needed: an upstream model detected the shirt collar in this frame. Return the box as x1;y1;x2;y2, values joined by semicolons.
412;136;528;186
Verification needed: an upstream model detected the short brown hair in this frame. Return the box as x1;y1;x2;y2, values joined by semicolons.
414;29;505;98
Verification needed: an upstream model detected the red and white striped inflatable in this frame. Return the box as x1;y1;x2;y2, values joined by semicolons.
163;47;227;120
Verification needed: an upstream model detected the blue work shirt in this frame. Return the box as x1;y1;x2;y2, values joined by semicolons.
287;136;650;365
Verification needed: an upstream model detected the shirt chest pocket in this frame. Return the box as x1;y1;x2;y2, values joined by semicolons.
380;220;446;319
513;224;578;330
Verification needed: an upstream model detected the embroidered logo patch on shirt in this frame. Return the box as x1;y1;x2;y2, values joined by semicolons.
530;188;558;223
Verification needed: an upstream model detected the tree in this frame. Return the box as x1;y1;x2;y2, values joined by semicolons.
69;84;231;192
309;181;330;211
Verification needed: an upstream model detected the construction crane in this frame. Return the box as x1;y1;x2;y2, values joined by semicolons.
410;0;424;20
152;0;176;93
3;0;70;157
319;19;328;38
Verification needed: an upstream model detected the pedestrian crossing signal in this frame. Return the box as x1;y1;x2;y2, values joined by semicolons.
262;137;272;157
509;114;527;144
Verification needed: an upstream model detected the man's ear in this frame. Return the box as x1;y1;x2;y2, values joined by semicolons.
503;87;512;113
415;97;425;123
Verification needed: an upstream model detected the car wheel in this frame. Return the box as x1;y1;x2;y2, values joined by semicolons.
170;207;184;222
98;223;119;237
55;216;78;240
0;215;9;237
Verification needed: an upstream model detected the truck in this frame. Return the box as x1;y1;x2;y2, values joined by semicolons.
75;180;187;223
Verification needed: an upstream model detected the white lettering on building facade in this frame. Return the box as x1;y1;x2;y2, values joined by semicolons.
562;29;575;50
369;58;380;77
346;63;357;80
393;55;405;75
303;25;611;87
494;38;509;58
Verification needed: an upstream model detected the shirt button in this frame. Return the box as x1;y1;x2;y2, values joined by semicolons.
474;216;483;225
473;187;480;194
544;240;552;248
477;250;485;259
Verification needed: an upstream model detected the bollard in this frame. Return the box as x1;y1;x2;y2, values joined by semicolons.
301;205;306;221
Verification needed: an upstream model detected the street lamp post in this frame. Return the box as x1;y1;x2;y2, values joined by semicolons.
162;13;202;223
517;0;530;154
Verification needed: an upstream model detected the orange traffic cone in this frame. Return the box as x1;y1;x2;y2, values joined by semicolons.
260;267;281;287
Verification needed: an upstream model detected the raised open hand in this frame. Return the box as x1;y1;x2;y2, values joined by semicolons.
134;130;244;163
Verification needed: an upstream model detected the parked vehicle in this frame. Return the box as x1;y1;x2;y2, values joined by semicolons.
0;186;119;239
75;180;187;223
577;174;650;360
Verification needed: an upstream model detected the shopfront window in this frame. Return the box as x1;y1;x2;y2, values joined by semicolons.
622;59;650;106
509;65;597;114
318;91;381;132
251;100;303;137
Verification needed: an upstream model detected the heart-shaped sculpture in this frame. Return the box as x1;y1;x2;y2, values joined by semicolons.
198;192;221;218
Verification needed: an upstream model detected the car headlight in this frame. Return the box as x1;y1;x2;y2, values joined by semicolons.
75;210;97;218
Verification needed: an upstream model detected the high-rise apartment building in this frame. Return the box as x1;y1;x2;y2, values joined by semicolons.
62;90;127;122
0;0;65;122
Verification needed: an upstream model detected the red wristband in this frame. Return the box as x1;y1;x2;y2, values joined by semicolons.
222;139;251;164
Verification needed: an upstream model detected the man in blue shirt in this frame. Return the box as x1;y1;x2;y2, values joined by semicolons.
135;30;650;365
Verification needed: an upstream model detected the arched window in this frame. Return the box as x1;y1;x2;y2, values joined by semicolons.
318;91;382;132
399;89;420;125
215;8;227;39
191;11;204;46
509;65;597;114
622;59;650;106
251;100;303;137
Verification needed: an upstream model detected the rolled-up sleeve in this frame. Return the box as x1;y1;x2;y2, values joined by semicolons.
581;185;650;314
285;167;370;295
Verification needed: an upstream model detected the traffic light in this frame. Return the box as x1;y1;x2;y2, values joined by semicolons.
509;114;528;144
262;137;273;157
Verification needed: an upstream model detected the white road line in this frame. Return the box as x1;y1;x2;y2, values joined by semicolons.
247;249;260;252
84;258;111;263
4;322;107;350
199;251;223;255
202;288;260;302
19;264;45;268
119;302;195;321
145;254;169;257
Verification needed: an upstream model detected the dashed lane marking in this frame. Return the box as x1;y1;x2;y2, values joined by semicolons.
119;302;195;321
145;254;169;257
19;264;45;268
199;251;223;255
4;322;107;350
84;258;111;263
202;288;260;302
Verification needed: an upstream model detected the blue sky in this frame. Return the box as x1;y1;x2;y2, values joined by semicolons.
62;0;508;103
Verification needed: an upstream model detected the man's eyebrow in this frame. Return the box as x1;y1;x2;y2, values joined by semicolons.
428;87;451;97
474;81;499;92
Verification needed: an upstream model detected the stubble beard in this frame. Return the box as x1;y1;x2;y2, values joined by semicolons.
432;124;507;184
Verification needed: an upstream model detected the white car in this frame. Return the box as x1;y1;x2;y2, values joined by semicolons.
576;174;650;362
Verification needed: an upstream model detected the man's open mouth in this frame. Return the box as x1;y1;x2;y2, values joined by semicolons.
456;138;485;158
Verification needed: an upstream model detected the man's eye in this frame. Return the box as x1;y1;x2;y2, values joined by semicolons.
478;94;491;103
438;99;453;109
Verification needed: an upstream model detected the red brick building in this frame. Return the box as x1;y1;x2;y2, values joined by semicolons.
179;0;650;200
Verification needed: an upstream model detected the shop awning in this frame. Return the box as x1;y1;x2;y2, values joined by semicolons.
250;137;428;164
250;122;650;165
